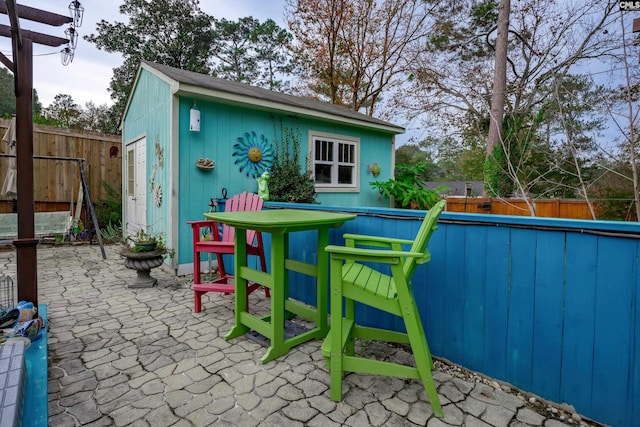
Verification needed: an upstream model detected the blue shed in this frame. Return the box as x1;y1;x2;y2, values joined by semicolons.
121;60;404;274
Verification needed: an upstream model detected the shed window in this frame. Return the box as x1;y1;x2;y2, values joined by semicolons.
127;149;134;196
311;133;359;191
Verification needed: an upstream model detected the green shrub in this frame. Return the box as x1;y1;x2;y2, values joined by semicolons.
371;163;448;209
269;117;317;204
100;221;123;243
95;181;122;228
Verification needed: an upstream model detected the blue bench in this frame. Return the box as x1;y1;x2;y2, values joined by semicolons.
23;305;48;427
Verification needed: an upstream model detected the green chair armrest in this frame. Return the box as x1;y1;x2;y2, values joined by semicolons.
325;245;430;264
342;233;414;249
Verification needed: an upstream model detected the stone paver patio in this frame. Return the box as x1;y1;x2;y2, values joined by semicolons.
0;245;604;426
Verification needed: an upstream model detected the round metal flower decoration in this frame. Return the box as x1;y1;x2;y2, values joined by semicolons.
232;131;274;178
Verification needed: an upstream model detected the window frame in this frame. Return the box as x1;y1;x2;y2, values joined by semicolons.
126;148;135;197
308;131;360;193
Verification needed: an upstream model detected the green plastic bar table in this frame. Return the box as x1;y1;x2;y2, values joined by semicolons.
204;209;356;363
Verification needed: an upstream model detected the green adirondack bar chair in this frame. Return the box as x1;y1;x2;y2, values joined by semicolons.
321;199;446;417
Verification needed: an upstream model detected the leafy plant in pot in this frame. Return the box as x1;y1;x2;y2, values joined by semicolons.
370;163;449;210
126;228;166;253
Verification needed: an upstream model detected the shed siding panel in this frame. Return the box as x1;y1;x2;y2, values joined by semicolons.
122;69;172;247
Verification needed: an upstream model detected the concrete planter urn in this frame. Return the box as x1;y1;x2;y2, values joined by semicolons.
119;248;166;288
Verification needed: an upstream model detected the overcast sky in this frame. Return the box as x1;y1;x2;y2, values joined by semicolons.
0;1;287;107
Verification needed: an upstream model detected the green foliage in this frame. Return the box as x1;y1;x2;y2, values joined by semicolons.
100;221;123;243
595;191;636;221
43;94;81;128
456;142;486;181
127;228;160;244
395;143;435;172
0;67;13;117
416;1;616;202
75;101;121;134
269;117;317;204
125;227;173;256
0;67;44;119
371;163;448;209
469;1;498;29
34;94;119;134
95;181;122;229
212;17;294;91
483;144;507;197
85;0;216;121
484;112;550;197
591;162;637;221
396;136;485;182
32;115;59;126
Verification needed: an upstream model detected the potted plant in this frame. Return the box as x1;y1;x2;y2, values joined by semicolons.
370;163;449;210
126;228;166;253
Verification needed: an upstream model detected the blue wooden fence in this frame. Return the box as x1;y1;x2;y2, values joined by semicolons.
264;202;640;427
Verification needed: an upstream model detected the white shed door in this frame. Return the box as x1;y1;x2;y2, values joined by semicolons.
125;137;147;234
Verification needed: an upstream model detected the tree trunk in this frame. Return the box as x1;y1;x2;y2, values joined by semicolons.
485;0;511;195
620;14;640;221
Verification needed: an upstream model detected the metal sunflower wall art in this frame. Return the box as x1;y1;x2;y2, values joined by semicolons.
232;131;274;178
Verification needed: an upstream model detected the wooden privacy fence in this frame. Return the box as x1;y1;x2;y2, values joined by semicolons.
0;119;121;214
446;196;599;219
265;202;640;427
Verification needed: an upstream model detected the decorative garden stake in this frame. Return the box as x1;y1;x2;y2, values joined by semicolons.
257;170;270;201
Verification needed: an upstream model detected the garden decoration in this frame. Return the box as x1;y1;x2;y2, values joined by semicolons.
257;170;270;201
367;162;381;177
196;157;215;170
232;131;274;178
120;229;169;287
126;228;163;252
121;250;166;288
149;135;164;207
0;300;46;345
155;140;164;168
153;186;163;208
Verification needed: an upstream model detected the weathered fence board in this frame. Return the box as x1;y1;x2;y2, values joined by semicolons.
0;119;121;213
446;196;599;219
561;232;597;414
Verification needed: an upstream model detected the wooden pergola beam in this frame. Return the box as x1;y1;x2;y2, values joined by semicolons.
0;24;69;47
0;51;12;71
0;1;72;27
2;0;20;48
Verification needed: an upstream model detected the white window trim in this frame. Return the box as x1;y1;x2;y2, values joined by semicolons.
308;131;360;193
